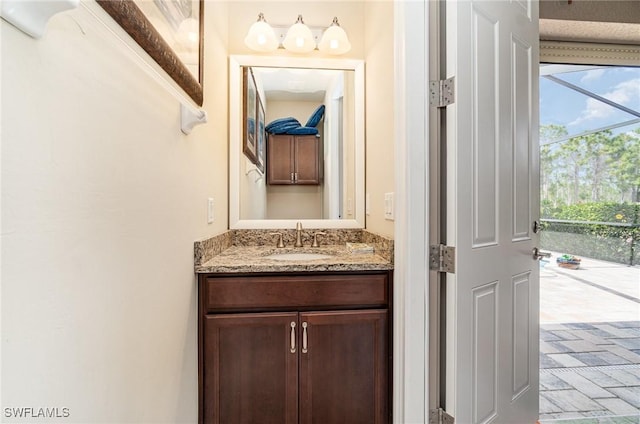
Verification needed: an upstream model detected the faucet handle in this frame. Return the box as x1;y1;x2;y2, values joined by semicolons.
270;232;285;248
294;222;304;247
311;232;327;248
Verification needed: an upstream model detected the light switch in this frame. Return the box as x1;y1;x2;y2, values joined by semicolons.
207;198;214;224
384;192;394;221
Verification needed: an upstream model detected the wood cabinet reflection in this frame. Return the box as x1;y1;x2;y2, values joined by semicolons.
267;134;322;185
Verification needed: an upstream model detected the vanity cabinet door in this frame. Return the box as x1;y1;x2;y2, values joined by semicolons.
299;310;389;424
267;135;294;184
267;134;320;185
293;135;320;184
203;312;298;424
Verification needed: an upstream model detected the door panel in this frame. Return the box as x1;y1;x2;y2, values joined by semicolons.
512;36;534;242
446;1;539;423
472;281;498;424
512;271;532;399
203;313;298;424
299;310;388;424
471;5;499;248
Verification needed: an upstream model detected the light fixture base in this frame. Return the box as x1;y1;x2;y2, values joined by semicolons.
272;25;323;49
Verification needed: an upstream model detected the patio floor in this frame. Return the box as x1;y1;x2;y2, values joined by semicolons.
539;253;640;423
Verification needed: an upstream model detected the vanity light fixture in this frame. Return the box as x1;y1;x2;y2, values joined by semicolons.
318;17;351;55
282;15;316;53
244;13;279;52
244;13;351;55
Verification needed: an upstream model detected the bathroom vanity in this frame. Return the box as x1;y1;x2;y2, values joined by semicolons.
195;230;393;424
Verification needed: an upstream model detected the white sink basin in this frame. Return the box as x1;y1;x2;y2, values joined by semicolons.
264;252;333;261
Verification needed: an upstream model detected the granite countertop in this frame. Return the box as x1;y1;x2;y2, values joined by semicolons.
195;245;393;274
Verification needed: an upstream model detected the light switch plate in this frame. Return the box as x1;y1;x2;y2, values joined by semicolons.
384;192;394;221
207;198;214;224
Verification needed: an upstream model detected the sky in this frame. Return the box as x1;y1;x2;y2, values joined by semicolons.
539;65;640;143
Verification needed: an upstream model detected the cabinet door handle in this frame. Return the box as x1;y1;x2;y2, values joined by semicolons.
294;172;298;182
290;322;296;353
302;322;308;354
290;172;294;182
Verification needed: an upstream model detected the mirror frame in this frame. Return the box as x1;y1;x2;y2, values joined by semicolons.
97;0;204;106
229;55;365;229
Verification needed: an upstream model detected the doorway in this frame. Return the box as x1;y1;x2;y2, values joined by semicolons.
537;64;640;422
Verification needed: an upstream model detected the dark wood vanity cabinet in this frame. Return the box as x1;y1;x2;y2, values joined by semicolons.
267;134;321;185
198;271;392;424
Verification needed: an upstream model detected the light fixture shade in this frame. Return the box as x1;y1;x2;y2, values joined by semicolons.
282;15;316;53
318;17;351;55
244;13;278;52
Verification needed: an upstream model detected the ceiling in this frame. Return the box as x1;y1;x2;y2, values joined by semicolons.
539;0;640;44
252;67;344;102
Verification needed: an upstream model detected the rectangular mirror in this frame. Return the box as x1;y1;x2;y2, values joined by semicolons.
229;55;365;229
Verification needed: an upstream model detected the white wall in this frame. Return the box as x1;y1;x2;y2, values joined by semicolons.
1;1;229;422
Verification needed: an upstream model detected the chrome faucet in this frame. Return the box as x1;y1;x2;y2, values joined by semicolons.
294;222;304;247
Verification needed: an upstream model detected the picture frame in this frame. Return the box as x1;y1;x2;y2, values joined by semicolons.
242;67;259;164
256;97;266;174
96;0;204;106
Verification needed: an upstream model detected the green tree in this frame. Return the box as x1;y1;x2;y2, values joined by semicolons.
539;124;639;209
539;125;567;207
580;130;612;202
556;135;588;204
607;128;640;203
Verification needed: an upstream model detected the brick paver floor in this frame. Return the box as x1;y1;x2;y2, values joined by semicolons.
539;254;640;423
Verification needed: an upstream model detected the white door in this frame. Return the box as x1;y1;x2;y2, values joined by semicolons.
445;1;540;423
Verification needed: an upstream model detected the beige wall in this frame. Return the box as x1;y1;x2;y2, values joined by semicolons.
266;99;321;125
267;185;324;219
364;1;395;237
1;2;229;422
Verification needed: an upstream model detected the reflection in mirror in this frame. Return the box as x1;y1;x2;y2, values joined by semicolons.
247;66;355;220
229;56;364;229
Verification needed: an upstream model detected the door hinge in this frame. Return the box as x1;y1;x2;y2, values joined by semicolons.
429;408;455;424
429;77;455;107
429;244;455;273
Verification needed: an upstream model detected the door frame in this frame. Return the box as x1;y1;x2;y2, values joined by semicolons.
393;0;448;421
393;1;430;422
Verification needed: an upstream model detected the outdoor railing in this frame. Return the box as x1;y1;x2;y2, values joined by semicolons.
540;218;639;266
